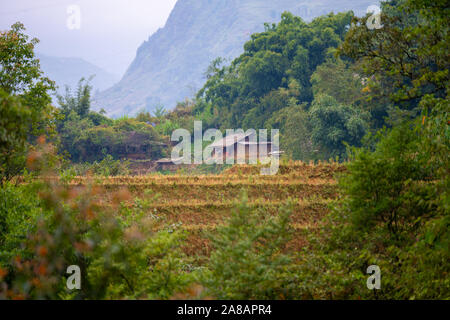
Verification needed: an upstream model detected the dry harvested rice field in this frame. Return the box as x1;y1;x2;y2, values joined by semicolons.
59;162;345;259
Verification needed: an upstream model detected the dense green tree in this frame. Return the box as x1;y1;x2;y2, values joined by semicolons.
311;58;365;107
0;23;56;136
339;0;449;118
0;90;31;182
203;196;297;299
298;0;450;299
195;11;354;132
309;94;369;159
56;77;111;128
69;118;165;162
192;11;375;161
57;77;94;119
55;78;166;162
266;97;314;161
0;23;56;180
58;111;95;161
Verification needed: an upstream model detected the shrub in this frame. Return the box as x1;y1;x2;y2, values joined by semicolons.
202;195;298;299
67;155;130;177
0;147;194;299
298;117;449;299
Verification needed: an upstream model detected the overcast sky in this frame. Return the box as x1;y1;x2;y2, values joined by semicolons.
0;0;178;77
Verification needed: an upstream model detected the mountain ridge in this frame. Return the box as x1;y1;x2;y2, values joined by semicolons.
38;53;119;96
94;0;376;117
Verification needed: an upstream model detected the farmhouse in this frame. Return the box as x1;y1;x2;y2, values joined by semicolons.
209;131;276;162
155;157;184;170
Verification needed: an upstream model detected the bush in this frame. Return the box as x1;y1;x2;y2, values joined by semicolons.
0;90;31;182
202;195;298;299
67;155;130;177
0;148;194;299
297;117;449;299
0;181;47;268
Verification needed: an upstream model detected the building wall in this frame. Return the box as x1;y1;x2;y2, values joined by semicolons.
215;143;273;162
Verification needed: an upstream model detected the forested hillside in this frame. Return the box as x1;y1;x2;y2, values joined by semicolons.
194;11;369;161
0;0;448;301
94;0;375;117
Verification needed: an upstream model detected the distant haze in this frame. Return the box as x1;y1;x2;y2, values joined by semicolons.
1;0;378;117
37;53;120;97
0;0;178;77
94;0;377;117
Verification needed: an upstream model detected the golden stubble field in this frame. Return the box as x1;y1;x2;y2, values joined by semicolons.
54;161;345;259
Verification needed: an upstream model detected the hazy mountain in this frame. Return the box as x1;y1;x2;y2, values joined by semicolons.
37;53;119;97
94;0;376;117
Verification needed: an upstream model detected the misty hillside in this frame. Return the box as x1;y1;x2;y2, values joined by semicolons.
95;0;375;117
37;54;119;96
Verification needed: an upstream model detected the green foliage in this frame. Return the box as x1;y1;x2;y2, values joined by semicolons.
266;101;314;161
155;101;196;137
203;195;297;299
195;11;353;129
156;119;181;137
0;162;194;299
153;105;167;119
342;121;438;237
0;181;46;267
295;0;450;299
64;155;130;177
0;23;55;113
0;23;56;181
54;77;167;164
339;0;449;115
1;2;448;300
300;116;449;299
309;94;369;159
58;109;165;163
241;50;287;97
57;77;94;119
311;58;365;107
0;90;30;182
135;110;153;123
193;11;371;161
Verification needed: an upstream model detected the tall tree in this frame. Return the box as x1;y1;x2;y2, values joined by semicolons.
0;22;56;180
195;11;354;130
57;77;93;119
339;0;449;118
0;22;56;136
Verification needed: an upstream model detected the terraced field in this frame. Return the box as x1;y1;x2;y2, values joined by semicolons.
62;161;345;258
